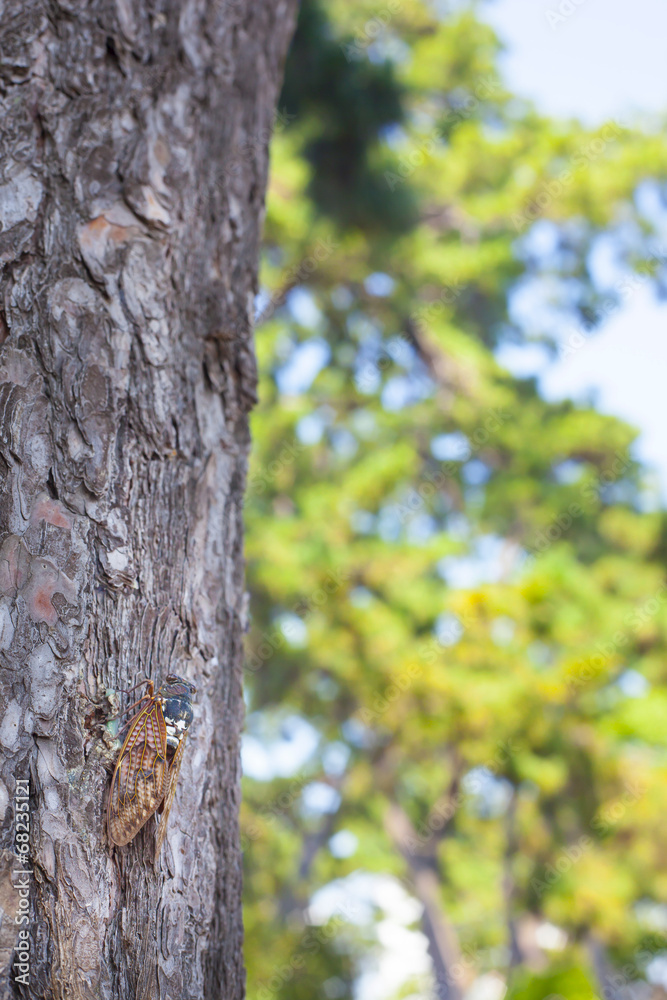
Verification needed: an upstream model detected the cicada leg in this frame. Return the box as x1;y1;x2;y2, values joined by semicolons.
106;680;155;724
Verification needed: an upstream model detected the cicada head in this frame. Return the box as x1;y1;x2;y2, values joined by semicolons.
157;675;197;750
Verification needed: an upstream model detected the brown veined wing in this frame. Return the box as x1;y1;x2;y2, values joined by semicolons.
154;733;189;862
107;695;169;847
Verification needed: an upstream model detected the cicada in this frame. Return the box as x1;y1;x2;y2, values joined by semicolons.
107;674;197;860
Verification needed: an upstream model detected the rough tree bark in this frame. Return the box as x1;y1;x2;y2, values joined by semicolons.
0;1;297;997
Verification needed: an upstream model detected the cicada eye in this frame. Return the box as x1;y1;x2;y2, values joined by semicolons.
164;674;197;696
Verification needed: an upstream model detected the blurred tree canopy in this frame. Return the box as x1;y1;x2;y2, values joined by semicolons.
242;2;667;999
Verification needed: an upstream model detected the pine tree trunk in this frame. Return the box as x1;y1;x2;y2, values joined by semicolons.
0;2;296;997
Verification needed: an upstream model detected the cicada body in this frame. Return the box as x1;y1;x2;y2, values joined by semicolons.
107;675;197;859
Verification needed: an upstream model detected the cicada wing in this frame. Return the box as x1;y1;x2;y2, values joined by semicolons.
154;734;188;862
107;700;169;847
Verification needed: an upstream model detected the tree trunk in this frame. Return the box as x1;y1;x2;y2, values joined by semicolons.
384;802;468;1000
0;1;296;997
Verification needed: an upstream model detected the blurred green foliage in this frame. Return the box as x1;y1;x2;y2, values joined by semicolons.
242;2;667;998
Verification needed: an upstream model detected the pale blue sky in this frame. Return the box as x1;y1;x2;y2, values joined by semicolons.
484;0;667;497
483;0;667;125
